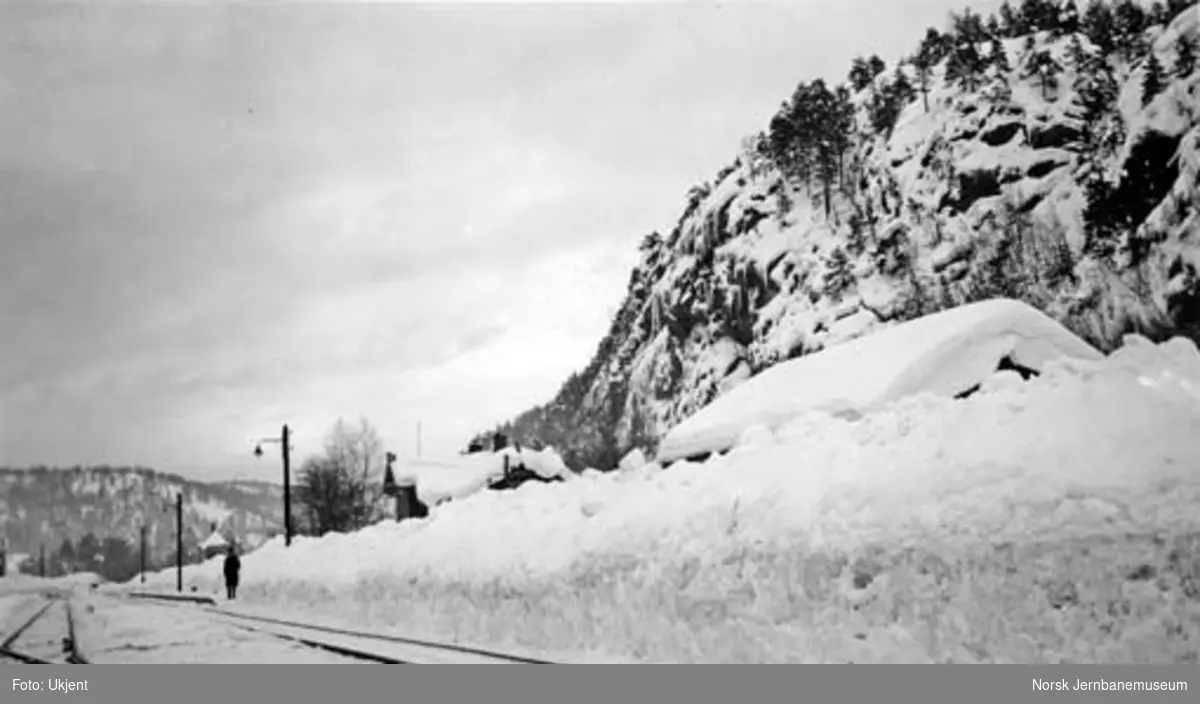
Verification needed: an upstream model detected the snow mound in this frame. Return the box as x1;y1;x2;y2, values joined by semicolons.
137;331;1200;662
657;298;1104;464
143;331;1200;585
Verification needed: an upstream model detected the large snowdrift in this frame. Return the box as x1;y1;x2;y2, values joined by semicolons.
136;331;1200;662
656;298;1104;464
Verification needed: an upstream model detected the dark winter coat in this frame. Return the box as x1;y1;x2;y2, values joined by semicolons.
223;554;241;583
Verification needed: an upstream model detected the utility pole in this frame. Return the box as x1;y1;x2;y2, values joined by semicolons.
282;424;291;547
140;525;147;584
255;424;293;547
175;492;183;593
39;543;45;578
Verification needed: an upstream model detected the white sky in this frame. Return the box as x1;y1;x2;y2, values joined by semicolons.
0;0;1002;482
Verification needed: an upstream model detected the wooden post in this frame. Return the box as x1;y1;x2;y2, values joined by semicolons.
282;424;292;547
140;525;147;584
175;493;183;593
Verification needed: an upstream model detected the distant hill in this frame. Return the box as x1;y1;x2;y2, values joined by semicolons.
0;465;283;580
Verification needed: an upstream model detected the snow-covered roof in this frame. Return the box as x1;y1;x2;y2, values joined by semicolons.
393;447;570;506
657;298;1104;464
618;448;647;472
199;531;229;550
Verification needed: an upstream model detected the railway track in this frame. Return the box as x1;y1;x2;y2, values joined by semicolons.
200;606;557;663
0;596;88;664
126;592;556;663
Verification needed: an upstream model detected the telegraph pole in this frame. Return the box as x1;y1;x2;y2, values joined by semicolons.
140;525;147;584
175;492;183;593
282;424;291;547
39;543;45;578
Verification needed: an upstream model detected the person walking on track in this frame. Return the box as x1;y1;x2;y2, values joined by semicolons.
223;545;241;600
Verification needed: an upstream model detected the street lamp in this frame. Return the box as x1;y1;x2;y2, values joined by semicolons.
254;424;293;547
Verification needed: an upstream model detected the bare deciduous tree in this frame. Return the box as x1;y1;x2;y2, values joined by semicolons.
295;417;387;536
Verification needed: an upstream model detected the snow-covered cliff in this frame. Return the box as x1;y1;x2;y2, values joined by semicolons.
480;2;1200;470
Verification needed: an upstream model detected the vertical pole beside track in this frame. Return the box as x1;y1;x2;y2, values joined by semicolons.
140;525;147;584
175;492;183;593
282;424;292;547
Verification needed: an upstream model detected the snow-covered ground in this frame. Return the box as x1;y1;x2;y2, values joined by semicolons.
127;313;1200;662
1;575;360;662
71;596;356;663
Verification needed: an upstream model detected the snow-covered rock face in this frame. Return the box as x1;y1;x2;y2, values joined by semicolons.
484;8;1200;472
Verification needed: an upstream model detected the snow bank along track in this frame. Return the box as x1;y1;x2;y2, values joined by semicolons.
1;595;88;664
126;591;558;663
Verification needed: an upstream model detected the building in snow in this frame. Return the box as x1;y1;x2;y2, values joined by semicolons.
656;298;1105;465
199;527;231;560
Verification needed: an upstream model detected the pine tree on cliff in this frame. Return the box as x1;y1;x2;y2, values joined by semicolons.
1062;0;1082;33
849;56;873;92
768;110;804;186
1142;51;1166;106
1175;32;1197;80
1112;0;1148;62
1021;0;1057;33
1151;1;1169;24
784;84;819;195
952;8;988;44
823;246;855;298
808;79;844;217
983;36;1014;105
947;38;986;92
1022;33;1038;66
869;74;906;137
1000;0;1024;36
1075;49;1118;122
1019;0;1040;32
832;84;855;192
1045;0;1070;38
867;54;887;82
911;46;933;113
991;35;1012;73
1083;0;1117;55
1027;47;1064;100
891;65;916;106
919;26;953;66
987;13;1003;39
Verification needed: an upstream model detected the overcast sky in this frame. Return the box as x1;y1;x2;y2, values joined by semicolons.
0;0;998;482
